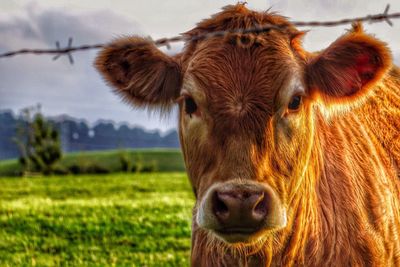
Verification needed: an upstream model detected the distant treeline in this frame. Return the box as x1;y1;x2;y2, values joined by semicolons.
0;110;179;160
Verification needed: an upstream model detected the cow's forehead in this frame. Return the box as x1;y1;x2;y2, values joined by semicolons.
186;36;298;109
181;4;303;107
182;37;300;138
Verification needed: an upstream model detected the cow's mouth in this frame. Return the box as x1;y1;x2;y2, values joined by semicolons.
217;227;259;235
213;227;264;243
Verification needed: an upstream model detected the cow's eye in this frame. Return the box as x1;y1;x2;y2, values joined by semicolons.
185;96;198;116
288;95;302;111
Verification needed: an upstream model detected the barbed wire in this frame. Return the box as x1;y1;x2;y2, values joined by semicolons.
0;4;399;64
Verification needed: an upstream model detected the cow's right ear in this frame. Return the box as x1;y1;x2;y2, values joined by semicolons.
95;36;182;110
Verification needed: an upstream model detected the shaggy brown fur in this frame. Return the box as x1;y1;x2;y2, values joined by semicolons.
95;4;400;266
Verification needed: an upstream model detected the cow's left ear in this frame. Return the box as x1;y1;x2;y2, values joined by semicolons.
305;26;392;106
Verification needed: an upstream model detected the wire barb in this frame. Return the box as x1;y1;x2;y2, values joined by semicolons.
0;4;399;61
383;4;393;26
52;37;74;64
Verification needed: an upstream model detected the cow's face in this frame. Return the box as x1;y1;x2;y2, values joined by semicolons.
95;5;390;248
178;35;311;243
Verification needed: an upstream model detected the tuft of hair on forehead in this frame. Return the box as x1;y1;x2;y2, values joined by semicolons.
184;3;296;36
349;21;364;34
181;3;306;63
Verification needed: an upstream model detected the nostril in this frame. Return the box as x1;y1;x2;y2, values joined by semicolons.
213;192;229;220
253;192;269;219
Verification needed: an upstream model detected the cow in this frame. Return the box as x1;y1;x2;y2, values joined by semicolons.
95;4;400;266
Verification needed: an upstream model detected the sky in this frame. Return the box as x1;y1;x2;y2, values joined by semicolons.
0;0;399;131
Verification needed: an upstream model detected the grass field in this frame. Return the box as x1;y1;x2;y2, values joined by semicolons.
0;173;194;266
0;149;185;176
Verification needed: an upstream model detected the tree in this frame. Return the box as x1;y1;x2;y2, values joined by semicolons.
14;105;62;175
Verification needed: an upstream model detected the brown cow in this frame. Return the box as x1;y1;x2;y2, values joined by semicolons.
95;4;400;266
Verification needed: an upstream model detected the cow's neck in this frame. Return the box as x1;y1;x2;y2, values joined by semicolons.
288;81;400;266
274;73;400;266
269;140;321;266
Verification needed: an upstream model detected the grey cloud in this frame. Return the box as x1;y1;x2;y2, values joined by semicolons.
0;17;41;40
0;7;143;49
0;4;177;131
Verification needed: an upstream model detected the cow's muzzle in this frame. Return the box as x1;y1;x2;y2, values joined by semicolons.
196;180;286;243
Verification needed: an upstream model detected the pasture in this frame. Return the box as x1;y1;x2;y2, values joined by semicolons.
0;149;185;176
0;173;194;266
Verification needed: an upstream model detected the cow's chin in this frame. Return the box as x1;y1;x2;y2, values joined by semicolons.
213;229;271;244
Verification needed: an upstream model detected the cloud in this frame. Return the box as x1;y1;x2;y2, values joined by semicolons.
0;2;178;131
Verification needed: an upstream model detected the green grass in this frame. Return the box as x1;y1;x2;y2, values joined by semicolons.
0;173;194;266
0;149;185;176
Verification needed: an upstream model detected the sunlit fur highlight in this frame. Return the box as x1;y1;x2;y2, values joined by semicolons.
183;9;400;264
95;3;400;266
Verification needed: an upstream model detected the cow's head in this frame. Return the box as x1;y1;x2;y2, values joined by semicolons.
95;4;391;251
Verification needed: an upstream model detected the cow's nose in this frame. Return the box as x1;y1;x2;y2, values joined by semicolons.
212;188;268;230
197;181;287;243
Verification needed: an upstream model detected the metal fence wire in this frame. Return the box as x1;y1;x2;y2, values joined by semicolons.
0;4;399;64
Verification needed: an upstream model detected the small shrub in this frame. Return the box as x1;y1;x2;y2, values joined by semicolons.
67;162;110;175
119;150;133;172
130;165;137;172
14;108;62;175
86;164;110;174
134;154;144;173
68;163;82;175
141;160;158;173
52;164;69;175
